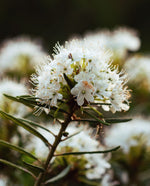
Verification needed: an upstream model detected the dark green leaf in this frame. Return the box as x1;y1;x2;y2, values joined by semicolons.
0;140;38;160
0;159;36;179
4;94;36;108
45;165;71;184
89;102;111;106
4;94;68;115
51;106;69;115
63;73;74;89
55;146;120;156
0;110;50;147
19;118;55;136
105;118;132;123
23;161;44;174
61;130;81;142
83;110;110;126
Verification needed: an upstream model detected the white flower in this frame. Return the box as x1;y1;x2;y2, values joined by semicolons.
104;118;150;153
0;79;28;117
84;27;140;60
31;39;130;113
124;55;150;91
0;37;47;75
71;81;95;106
113;27;140;52
31;57;63;107
109;82;130;113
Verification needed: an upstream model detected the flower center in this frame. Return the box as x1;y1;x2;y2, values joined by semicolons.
82;81;94;91
82;90;86;94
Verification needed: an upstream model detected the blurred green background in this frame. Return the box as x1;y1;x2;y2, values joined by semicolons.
0;0;149;52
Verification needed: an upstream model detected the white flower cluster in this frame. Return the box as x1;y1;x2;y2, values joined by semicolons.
0;79;28;117
26;123;110;180
124;55;150;91
104;118;150;153
84;27;140;59
0;37;47;75
31;39;130;113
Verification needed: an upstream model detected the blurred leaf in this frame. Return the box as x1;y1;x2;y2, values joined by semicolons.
83;110;110;126
0;159;36;179
0;110;50;147
78;177;99;186
0;140;38;160
55;146;120;156
45;165;71;184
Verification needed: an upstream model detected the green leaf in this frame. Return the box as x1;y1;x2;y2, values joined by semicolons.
55;146;120;156
89;102;111;106
45;165;71;184
0;159;36;179
61;130;81;142
87;105;103;117
83;110;110;126
51;106;69;115
0;140;38;160
4;94;68;115
22;161;44;174
4;94;36;108
17;95;68;114
105;118;132;123
0;110;50;147
19;118;55;136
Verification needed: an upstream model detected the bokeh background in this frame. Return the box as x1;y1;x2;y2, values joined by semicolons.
0;0;150;53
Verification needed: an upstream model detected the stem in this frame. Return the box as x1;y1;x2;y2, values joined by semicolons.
34;101;76;186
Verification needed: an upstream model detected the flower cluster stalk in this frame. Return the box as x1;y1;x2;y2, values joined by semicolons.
34;100;77;186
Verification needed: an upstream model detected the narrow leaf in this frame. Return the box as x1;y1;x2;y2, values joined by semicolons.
4;94;36;108
19;118;55;136
105;118;132;123
4;94;68;115
55;146;120;156
88;105;103;117
90;102;111;106
83;110;110;126
45;165;71;184
0;140;38;160
61;131;81;142
0;110;50;147
63;73;74;89
23;161;44;174
0;159;36;179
